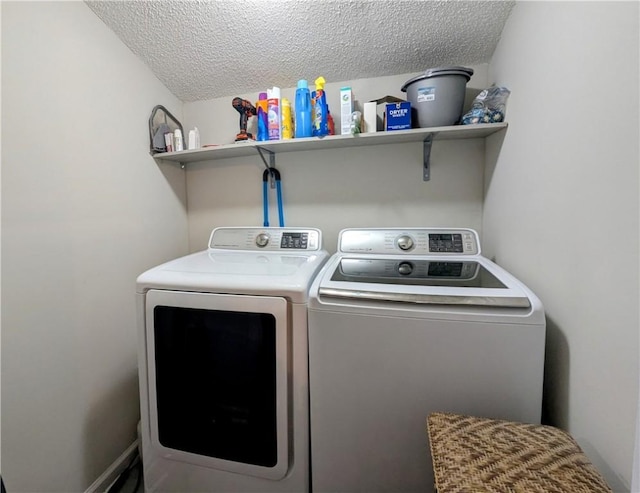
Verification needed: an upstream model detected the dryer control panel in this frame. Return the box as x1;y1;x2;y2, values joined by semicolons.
338;228;480;255
209;227;322;251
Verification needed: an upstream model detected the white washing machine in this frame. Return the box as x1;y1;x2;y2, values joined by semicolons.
308;228;546;493
136;227;328;492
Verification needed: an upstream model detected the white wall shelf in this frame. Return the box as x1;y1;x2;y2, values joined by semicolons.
153;123;507;181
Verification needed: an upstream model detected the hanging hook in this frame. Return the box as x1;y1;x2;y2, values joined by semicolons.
256;146;276;188
262;168;284;227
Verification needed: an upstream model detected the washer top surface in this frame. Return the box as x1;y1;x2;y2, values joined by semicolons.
137;227;328;302
310;228;543;316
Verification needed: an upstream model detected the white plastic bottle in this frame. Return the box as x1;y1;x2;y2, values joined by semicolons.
174;128;184;151
188;127;200;150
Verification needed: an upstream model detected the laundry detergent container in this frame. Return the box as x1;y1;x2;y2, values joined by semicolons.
401;66;474;128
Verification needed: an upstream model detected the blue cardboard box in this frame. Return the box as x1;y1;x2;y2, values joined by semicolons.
385;101;412;131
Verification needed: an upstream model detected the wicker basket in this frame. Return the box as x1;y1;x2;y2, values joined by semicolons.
427;412;612;493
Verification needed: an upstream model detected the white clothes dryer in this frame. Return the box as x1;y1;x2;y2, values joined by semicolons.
308;228;546;493
136;227;328;492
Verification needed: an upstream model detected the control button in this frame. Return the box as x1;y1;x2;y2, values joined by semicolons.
465;242;473;251
256;233;270;248
396;235;414;251
398;262;414;275
308;234;318;250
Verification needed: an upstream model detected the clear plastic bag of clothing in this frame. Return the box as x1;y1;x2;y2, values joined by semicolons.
461;86;511;125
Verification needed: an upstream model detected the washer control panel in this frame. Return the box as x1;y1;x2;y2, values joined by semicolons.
209;227;321;251
339;228;479;255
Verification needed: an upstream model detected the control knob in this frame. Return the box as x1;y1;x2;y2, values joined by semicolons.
255;233;270;248
396;235;415;251
398;262;414;275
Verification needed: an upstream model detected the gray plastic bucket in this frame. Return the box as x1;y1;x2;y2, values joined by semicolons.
401;66;474;128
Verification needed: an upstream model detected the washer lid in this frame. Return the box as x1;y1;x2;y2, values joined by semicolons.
330;258;506;289
316;255;531;308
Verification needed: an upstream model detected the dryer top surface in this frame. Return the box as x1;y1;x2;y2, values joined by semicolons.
137;249;329;302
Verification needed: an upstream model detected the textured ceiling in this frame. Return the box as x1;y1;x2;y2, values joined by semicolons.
85;0;514;102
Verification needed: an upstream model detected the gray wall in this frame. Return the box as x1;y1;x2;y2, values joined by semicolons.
484;2;639;490
1;2;188;491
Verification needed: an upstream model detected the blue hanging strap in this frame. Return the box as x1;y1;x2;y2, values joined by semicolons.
275;178;284;227
262;169;270;227
262;167;285;227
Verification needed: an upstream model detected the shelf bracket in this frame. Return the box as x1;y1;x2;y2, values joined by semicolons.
423;134;433;181
256;146;276;188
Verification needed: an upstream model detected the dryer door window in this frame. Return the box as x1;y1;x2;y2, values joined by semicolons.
145;290;289;480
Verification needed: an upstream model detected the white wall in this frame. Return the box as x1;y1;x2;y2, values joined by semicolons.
1;3;188;491
4;2;637;492
484;2;639;490
183;68;492;252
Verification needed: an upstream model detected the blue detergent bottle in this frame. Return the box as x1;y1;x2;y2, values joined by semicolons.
295;79;313;138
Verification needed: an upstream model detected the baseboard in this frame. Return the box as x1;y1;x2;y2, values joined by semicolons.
84;440;140;493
